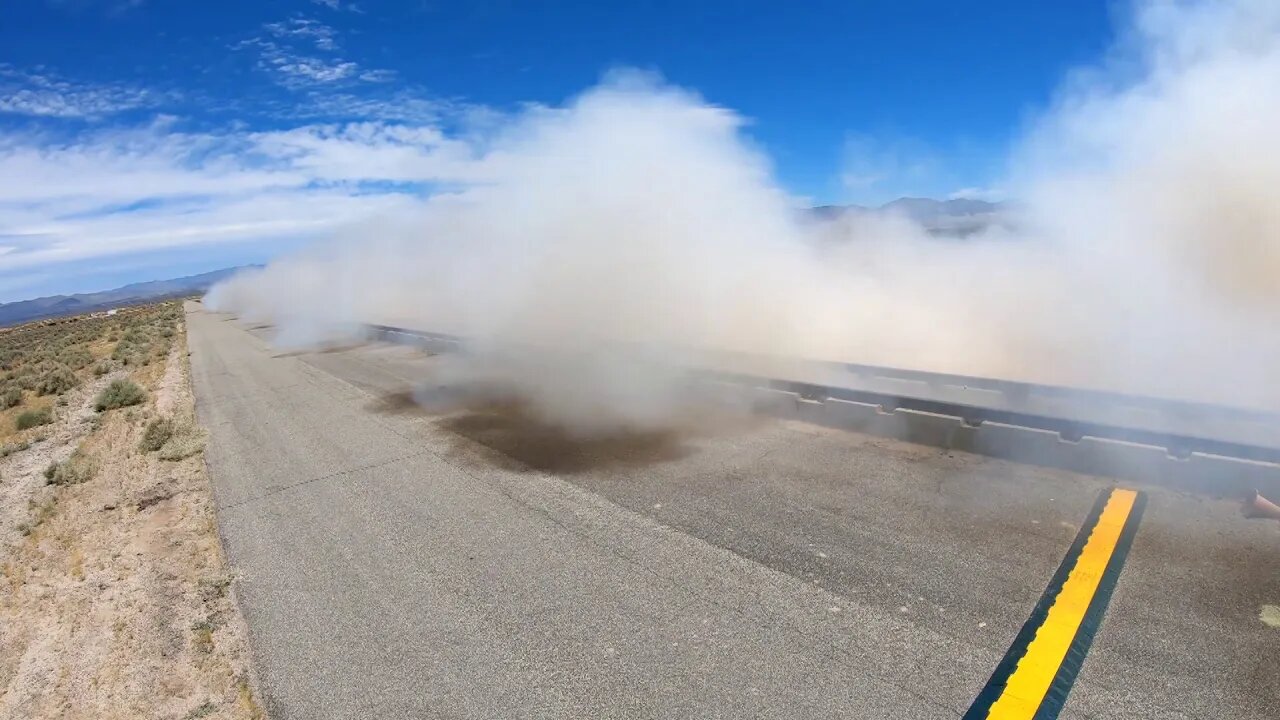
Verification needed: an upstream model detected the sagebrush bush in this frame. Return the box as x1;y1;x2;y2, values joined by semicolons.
111;343;134;363
61;347;93;370
0;386;21;409
121;328;147;344
139;417;174;452
93;362;111;377
44;451;95;486
15;407;53;430
36;366;79;396
95;379;145;411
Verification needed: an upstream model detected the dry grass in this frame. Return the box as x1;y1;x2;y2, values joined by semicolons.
139;417;174;452
0;303;265;719
43;448;96;486
157;422;207;461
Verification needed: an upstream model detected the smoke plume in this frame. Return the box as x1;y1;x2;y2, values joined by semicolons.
207;0;1280;432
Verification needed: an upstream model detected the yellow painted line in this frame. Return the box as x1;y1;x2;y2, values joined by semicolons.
985;488;1139;718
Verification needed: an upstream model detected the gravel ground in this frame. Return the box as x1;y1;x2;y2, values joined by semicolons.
0;328;265;720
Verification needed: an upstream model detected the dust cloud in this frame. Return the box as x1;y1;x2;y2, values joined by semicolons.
207;0;1280;432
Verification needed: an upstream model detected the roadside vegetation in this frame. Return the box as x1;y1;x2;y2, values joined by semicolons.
95;378;147;411
0;303;180;441
43;448;96;486
0;301;264;719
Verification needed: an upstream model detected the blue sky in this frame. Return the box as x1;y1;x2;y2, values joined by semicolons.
0;0;1114;302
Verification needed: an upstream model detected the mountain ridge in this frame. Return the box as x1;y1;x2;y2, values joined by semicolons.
810;196;1010;236
0;266;254;327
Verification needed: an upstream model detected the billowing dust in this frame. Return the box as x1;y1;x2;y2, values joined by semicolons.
208;0;1280;434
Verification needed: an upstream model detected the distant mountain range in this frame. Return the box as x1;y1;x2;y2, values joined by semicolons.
810;197;1011;237
0;266;251;327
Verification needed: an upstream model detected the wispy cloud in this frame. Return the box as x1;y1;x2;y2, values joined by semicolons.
310;0;364;12
283;91;450;124
358;69;396;83
1;10;471;296
264;18;339;52
0;116;489;272
237;17;394;89
0;65;162;119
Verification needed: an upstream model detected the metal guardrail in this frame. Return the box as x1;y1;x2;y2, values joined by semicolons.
365;323;1280;493
715;360;1280;465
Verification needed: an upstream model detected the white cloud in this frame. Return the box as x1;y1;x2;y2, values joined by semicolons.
238;17;393;89
310;0;364;12
0;65;161;119
358;69;396;83
237;37;364;88
279;57;359;83
264;18;339;51
281;91;449;124
0;118;490;272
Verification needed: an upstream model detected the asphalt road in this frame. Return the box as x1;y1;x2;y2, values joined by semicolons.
187;303;1280;719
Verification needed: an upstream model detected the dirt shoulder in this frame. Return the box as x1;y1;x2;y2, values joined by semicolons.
0;314;264;720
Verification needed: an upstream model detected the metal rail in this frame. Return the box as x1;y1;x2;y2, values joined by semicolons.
364;323;1280;468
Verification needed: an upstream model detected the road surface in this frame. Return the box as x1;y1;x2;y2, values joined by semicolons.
186;303;1279;719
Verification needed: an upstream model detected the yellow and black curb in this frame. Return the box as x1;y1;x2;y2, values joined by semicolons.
963;487;1147;719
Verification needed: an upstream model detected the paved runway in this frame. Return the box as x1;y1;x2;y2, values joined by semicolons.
187;303;1279;719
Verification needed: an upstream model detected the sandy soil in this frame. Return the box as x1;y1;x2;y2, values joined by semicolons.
0;328;264;720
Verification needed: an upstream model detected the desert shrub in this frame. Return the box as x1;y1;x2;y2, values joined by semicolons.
44;451;96;486
121;328;147;344
157;422;207;461
139;418;174;452
93;361;111;377
0;386;21;409
95;379;145;411
15;407;53;430
9;371;36;391
37;366;79;396
61;347;93;370
111;327;152;364
111;343;133;362
0;440;31;457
